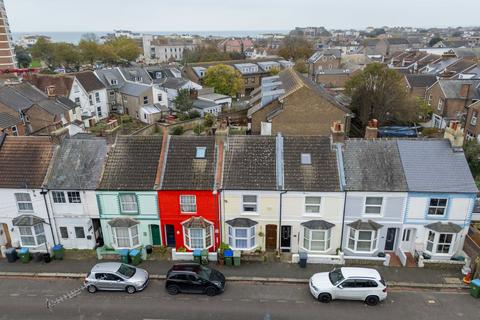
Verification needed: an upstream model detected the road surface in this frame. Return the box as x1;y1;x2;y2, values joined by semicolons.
0;277;476;320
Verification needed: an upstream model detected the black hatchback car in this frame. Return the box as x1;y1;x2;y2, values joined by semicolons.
165;263;226;296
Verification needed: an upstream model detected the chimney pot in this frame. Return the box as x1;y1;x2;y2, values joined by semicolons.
364;119;379;139
46;85;56;98
330;121;345;144
444;121;464;149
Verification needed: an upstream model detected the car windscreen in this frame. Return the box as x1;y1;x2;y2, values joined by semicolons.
328;268;345;286
197;266;212;280
117;264;136;278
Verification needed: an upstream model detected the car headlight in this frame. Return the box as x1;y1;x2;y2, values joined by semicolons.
212;281;222;288
310;280;318;291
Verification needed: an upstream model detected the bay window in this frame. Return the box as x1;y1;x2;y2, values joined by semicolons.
183;223;213;250
425;230;455;255
112;225;139;248
303;228;330;251
18;224;45;247
228;226;256;250
348;228;378;252
119;194;138;214
180;195;197;213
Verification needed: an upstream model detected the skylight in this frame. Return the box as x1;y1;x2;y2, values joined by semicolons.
301;153;312;165
196;147;206;159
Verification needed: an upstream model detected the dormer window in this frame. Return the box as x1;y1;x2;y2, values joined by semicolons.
196;147;206;159
301;153;312;165
110;79;118;85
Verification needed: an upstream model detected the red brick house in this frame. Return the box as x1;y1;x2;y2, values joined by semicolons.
158;136;223;252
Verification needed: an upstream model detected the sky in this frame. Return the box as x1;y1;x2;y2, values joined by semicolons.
5;0;480;32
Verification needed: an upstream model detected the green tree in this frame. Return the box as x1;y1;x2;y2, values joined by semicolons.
203;64;244;96
170;126;184;135
204;113;215;127
54;43;80;68
105;37;141;62
15;46;32;68
183;44;230;63
79;40;101;65
416;97;433;121
30;37;57;68
174;89;194;113
269;66;281;76
428;37;443;47
345;63;418;126
278;36;314;60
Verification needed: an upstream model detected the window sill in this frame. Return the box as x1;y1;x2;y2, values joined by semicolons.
344;247;378;255
120;212;139;215
240;212;259;216
181;212;197;215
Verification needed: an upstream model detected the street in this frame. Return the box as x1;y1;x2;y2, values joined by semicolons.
0;277;476;320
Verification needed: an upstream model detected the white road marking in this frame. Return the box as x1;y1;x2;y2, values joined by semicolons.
9;293;19;297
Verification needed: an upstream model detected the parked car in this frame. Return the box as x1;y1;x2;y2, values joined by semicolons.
309;267;387;306
85;262;149;294
165;263;226;296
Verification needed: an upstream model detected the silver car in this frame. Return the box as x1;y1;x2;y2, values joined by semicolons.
85;263;149;294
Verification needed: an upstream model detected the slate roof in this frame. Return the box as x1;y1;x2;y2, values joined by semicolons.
437;79;480;99
107;217;139;228
347;219;383;231
46;138;108;190
119;82;151;97
159;77;190;90
95;68;126;90
0;136;55;188
425;222;462;233
386;38;410;45
56;96;77;110
0;112;22;129
300;220;335;230
98;136;163;190
343;140;408;192
74;71;106;92
10;82;50;102
161;136;216;190
223;136;277;190
405;74;437;88
119;67;152;85
0;85;34;111
226;218;258;228
397;139;478;193
12;214;44;227
283;136;340;192
29;74;74;97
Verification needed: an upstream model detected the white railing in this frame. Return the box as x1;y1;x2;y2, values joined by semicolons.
344;254;390;267
291;253;343;265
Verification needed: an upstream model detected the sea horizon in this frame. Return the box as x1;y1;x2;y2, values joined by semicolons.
12;30;289;44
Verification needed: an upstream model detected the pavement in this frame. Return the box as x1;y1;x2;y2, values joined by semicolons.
0;277;476;320
0;257;467;288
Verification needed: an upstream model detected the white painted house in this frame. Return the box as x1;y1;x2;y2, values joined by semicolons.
44;137;109;250
0;136;56;254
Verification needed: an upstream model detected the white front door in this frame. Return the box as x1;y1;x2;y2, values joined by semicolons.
400;228;415;253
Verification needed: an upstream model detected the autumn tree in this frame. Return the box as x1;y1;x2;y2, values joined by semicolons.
15;46;32;68
203;64;244;97
79;40;101;65
464;140;480;187
278;36;314;60
54;43;80;68
293;59;308;74
345;63;418;126
105;37;141;62
30;37;57;68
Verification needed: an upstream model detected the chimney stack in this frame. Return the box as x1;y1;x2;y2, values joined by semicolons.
46;85;56;98
460;83;471;99
444;120;464;149
330;121;345;144
364;119;378;139
190;88;198;100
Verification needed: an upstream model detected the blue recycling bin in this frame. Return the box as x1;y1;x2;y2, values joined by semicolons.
52;244;64;260
119;249;130;264
224;249;233;266
193;249;202;264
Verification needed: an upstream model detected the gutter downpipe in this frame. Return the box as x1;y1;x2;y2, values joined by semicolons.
40;188;57;249
335;142;347;253
276;133;285;256
278;190;287;256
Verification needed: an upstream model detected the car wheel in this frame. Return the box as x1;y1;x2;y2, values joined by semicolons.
205;287;217;297
87;285;97;294
318;293;332;303
365;295;380;306
126;286;136;294
167;285;180;295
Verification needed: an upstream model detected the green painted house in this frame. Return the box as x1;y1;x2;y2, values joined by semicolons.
96;136;164;250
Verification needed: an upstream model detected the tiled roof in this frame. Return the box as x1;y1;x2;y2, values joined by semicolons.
98;136;163;190
0;136;55;188
0;85;34;111
95;68;125;90
283;136;340;192
12;214;44;227
46;138;108;190
119;82;151;97
223;136;277;190
397;139;478;193
0;112;22;129
300;220;335;230
438;79;480;99
29;74;74;97
161;136;216;190
74;71;106;92
107;217;139;228
425;222;462;233
343;139;408;192
347;219;383;231
405;74;437;88
225;218;258;228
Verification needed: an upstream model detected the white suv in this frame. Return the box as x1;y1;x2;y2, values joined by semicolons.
309;267;387;306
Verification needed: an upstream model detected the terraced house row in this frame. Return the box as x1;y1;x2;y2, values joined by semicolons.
0;122;477;266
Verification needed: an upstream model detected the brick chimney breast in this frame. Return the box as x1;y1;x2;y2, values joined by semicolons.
46;85;56;98
460;83;471;99
364;119;379;139
330;121;345;144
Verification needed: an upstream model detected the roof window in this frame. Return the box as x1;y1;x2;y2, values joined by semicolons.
301;153;312;165
196;147;206;159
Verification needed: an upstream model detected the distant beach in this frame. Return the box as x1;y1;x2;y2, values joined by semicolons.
12;30;288;44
